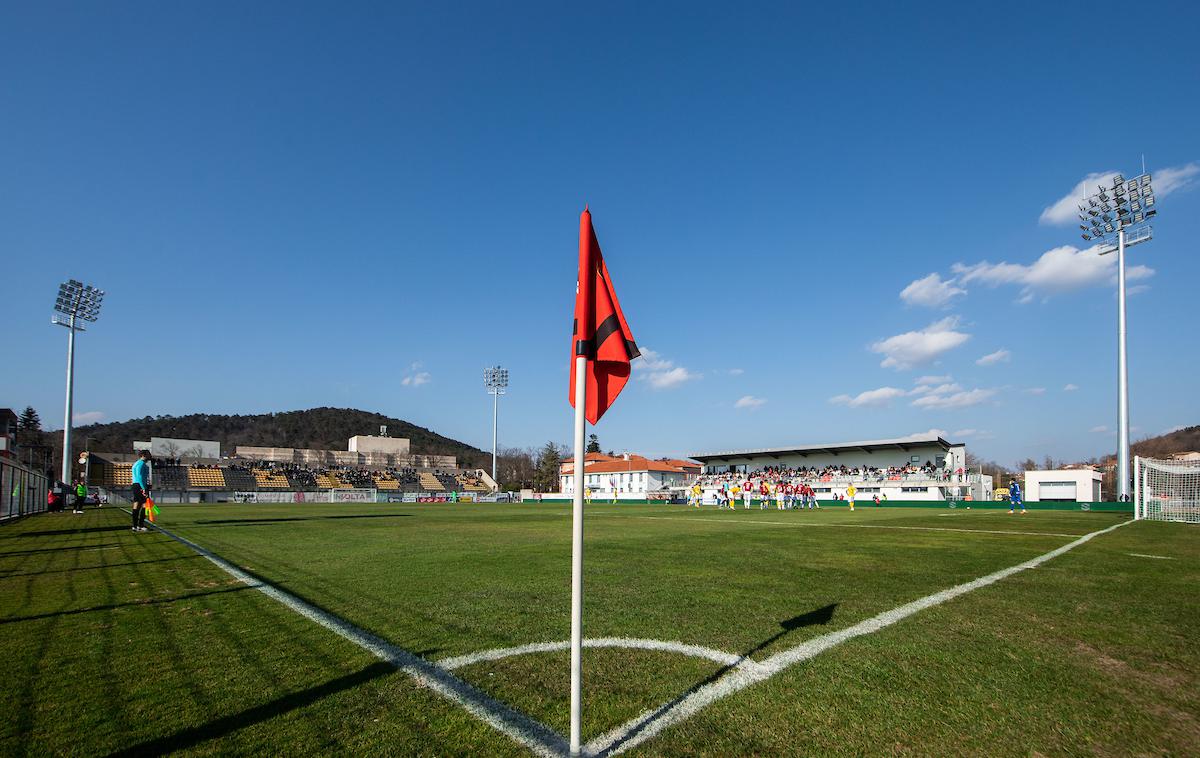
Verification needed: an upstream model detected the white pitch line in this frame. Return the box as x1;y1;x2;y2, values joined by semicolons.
1127;553;1175;560
618;514;1085;539
587;518;1133;757
144;520;568;757
438;637;763;672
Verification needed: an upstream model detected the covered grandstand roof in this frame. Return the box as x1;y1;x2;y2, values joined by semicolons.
688;434;959;463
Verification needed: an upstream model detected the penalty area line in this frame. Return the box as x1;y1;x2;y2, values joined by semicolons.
137;516;568;757
587;517;1133;757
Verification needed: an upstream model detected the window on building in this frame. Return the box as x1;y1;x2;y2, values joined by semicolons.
901;486;927;493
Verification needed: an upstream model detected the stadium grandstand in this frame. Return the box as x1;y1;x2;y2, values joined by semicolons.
87;433;496;503
687;434;992;502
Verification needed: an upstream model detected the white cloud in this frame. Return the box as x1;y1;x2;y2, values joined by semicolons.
1063;383;1079;391
73;411;105;424
734;395;766;410
976;348;1011;366
636;348;699;390
1153;161;1200;197
871;316;970;370
727;368;744;376
648;366;697;389
952;245;1154;302
923;382;964;395
1091;425;1109;433
835;381;963;406
911;387;997;410
1126;284;1151;297
915;375;952;386
401;372;431;387
1025;387;1047;395
829;386;909;408
898;428;948;441
900;273;966;308
952;428;996;440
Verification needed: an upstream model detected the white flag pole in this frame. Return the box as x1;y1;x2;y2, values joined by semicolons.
570;355;587;754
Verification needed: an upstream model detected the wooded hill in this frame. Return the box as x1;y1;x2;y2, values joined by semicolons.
1129;425;1200;460
71;407;488;467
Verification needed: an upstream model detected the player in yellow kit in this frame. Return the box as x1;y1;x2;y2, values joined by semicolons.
846;484;856;511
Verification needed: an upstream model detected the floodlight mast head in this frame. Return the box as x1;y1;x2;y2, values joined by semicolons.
52;279;105;328
484;365;509;395
1076;172;1157;254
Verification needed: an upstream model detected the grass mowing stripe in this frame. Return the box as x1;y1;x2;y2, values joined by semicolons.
612;514;1084;539
588;517;1133;757
135;514;569;757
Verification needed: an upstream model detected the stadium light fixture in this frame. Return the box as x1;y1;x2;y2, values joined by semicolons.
484;366;509;490
51;279;105;485
1071;170;1159;501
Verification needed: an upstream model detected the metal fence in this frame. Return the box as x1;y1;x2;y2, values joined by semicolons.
1;456;51;521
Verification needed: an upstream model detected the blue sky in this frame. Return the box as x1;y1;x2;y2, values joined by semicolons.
3;2;1198;466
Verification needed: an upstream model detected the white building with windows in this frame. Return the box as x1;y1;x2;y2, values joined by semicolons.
560;453;700;498
1024;469;1103;502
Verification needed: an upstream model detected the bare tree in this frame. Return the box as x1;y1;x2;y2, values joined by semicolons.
496;447;536;490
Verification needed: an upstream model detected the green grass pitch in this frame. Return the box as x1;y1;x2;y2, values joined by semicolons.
1;502;1197;755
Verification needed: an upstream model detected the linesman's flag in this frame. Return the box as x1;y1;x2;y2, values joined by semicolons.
569;207;640;424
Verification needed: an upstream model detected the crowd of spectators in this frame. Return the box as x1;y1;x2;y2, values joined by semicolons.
207;460;475;492
127;456;489;493
697;461;967;489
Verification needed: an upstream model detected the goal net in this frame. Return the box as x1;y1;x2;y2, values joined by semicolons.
1136;457;1200;524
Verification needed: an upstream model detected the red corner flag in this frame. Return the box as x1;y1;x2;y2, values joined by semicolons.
570;207;640;424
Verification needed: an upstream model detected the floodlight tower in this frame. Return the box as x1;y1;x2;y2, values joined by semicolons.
483;366;508;489
52;279;105;485
1075;172;1158;501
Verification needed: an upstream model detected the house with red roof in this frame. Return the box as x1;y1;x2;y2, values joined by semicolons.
559;453;699;497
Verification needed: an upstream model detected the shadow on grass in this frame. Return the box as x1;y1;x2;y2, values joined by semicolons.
594;603;839;756
106;661;395;757
191;514;415;526
4;525;139;539
0;554;200;579
1;584;253;624
739;603;838;660
0;542;123;558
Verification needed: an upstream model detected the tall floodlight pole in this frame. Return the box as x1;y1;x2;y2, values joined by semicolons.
483;366;508;489
52;280;105;485
1074;172;1157;500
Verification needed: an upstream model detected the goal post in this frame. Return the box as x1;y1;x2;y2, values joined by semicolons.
1135;456;1200;524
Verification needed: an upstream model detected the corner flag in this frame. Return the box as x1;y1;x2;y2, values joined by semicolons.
567;206;638;754
570;206;640;424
